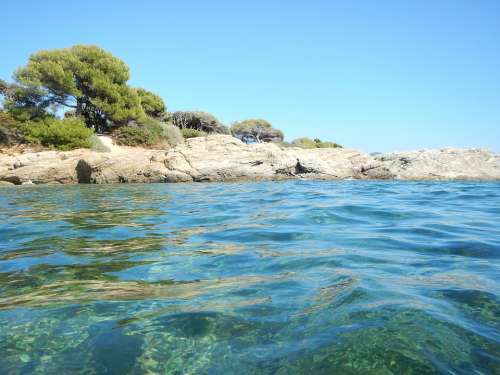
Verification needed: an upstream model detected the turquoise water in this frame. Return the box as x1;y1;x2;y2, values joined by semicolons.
0;181;499;374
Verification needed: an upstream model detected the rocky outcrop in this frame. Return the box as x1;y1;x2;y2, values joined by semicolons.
371;148;500;180
0;136;499;185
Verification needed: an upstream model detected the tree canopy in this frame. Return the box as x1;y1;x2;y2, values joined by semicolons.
11;45;149;132
136;88;166;119
1;81;51;121
0;79;8;96
1;44;344;150
231;119;283;143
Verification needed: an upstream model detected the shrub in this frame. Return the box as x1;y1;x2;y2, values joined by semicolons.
113;125;157;146
231;119;284;143
316;140;342;148
172;111;228;134
292;137;342;149
181;128;205;139
0;111;24;146
159;122;184;147
22;117;93;150
112;117;183;147
292;137;316;149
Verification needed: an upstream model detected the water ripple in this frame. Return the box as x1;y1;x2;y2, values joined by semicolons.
0;180;499;374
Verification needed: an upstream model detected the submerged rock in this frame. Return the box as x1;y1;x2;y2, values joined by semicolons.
0;136;499;185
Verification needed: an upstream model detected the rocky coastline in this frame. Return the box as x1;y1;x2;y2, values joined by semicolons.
1;135;499;185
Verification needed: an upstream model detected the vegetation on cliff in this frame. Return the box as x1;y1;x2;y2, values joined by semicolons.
135;88;167;120
10;46;143;131
0;111;92;150
181;128;205;139
0;112;23;146
22;117;93;151
231;119;284;143
171;111;229;135
292;137;343;149
112;118;183;147
0;45;341;150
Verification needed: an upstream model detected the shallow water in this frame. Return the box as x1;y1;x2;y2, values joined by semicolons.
0;181;499;374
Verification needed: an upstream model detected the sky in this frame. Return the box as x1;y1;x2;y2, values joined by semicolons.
2;0;500;152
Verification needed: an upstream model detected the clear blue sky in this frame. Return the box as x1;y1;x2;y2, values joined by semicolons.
3;0;500;152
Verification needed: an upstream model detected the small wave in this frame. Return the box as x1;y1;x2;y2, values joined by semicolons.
0;180;499;374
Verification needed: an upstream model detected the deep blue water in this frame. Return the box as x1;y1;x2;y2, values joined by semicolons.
0;181;499;374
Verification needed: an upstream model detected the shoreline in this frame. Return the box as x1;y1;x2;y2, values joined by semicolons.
1;135;499;185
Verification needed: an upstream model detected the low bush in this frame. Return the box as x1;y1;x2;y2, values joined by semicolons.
22;117;93;150
181;128;205;139
172;111;228;134
113;117;184;147
113;125;156;146
159;122;184;146
315;140;342;148
291;137;316;149
292;137;342;149
0;111;24;146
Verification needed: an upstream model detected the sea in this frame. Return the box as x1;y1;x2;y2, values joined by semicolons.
0;180;499;374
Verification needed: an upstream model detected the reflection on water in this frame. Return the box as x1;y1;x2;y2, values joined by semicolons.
0;181;499;374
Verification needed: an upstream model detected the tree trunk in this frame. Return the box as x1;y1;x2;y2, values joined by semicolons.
76;97;83;117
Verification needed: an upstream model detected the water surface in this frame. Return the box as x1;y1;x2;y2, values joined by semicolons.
0;181;499;374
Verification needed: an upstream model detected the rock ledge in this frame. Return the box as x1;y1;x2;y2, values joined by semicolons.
1;136;499;185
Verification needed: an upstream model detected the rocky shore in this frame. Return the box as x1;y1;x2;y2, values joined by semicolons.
0;135;499;185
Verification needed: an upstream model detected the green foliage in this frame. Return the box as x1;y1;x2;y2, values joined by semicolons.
3;45;344;152
89;83;144;129
158;122;184;146
112;118;162;146
112;117;182;147
0;79;8;96
232;118;271;131
112;126;154;146
13;45;146;131
231;119;284;143
22;117;93;150
0;111;24;145
0;112;19;127
292;137;342;149
316;140;343;148
0;78;9;108
1;81;52;122
136;88;166;119
172;111;228;134
292;137;316;149
181;128;205;139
